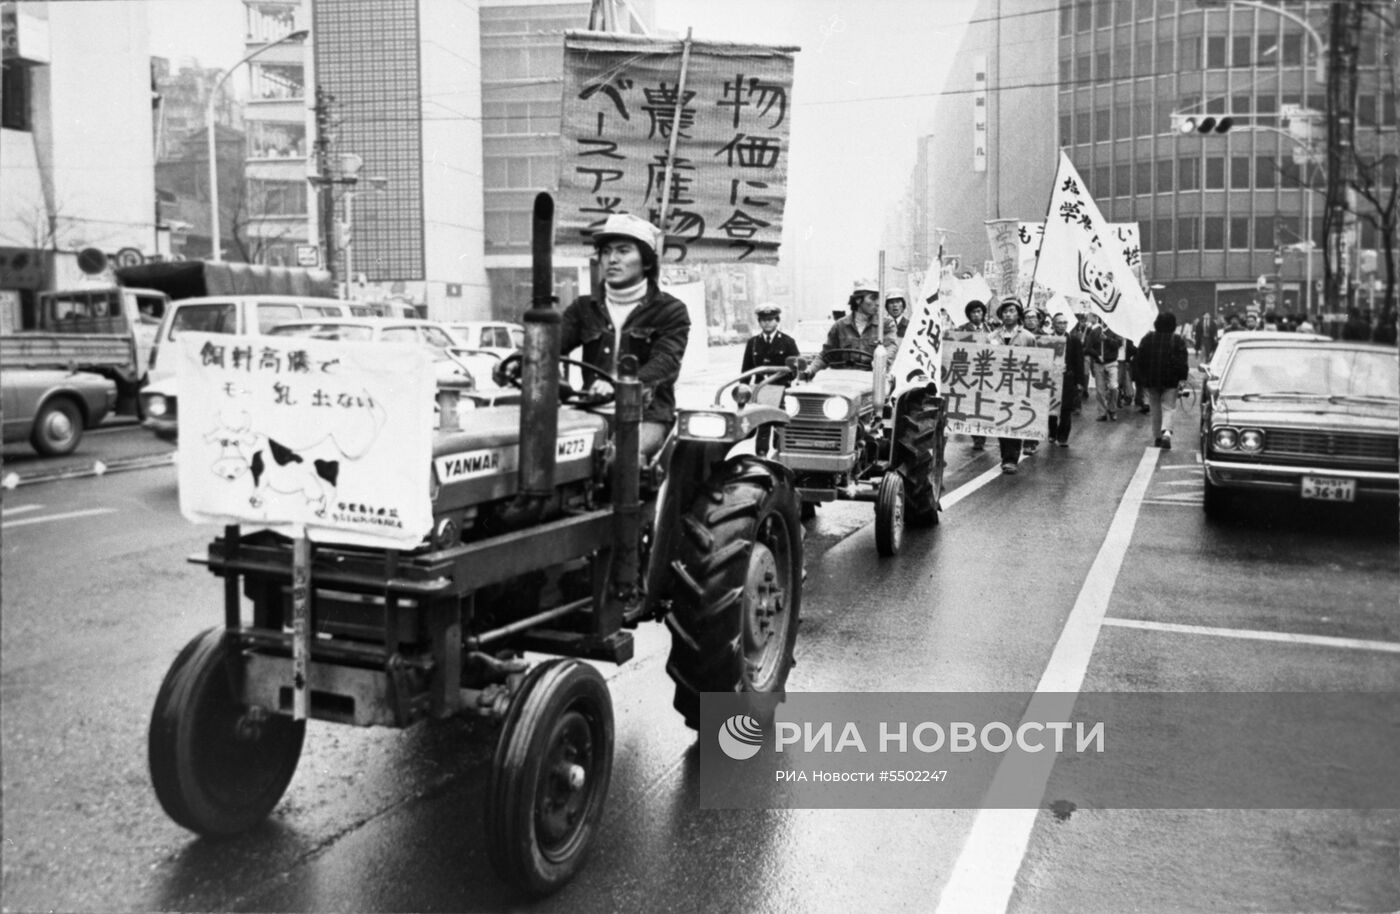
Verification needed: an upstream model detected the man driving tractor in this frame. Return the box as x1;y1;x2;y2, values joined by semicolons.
560;212;690;460
801;280;899;380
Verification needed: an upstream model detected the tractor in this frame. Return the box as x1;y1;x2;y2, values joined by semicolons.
146;194;803;896
773;346;947;555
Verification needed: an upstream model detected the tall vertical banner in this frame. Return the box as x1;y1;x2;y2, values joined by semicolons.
972;55;987;173
891;269;950;396
177;333;435;549
1031;153;1158;342
1017;221;1044;305
985;219;1020;304
558;31;798;264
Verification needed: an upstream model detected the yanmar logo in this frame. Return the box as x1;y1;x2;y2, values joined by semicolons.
435;449;501;482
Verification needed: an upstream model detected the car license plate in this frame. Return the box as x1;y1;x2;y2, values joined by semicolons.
1301;476;1356;502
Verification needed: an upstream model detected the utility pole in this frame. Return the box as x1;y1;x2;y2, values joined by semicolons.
312;84;337;284
1324;1;1363;314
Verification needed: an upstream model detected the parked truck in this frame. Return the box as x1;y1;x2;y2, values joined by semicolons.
0;262;335;417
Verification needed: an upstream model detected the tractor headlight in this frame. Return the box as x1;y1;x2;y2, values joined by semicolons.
821;396;850;421
783;397;802;418
686;413;730;439
146;395;168;418
1212;427;1238;450
1238;429;1264;453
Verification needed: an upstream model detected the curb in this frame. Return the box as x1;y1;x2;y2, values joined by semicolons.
2;452;175;489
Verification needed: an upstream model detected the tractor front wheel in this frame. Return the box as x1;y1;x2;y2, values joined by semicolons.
665;457;802;729
486;659;614;897
875;472;906;556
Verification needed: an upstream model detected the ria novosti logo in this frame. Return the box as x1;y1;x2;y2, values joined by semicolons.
717;714;764;760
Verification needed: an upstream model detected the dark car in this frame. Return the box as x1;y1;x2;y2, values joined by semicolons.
2;368;118;456
1200;339;1399;518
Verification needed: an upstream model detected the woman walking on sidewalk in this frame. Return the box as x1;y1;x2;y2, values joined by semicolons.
1131;311;1191;449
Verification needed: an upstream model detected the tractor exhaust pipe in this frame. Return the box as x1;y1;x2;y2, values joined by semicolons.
510;193;561;520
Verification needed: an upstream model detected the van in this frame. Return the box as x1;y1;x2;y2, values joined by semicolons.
147;295;350;384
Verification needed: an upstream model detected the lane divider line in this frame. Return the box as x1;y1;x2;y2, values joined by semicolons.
1;505;44;517
935;446;1160;914
2;508;117;529
1103;617;1400;654
940;465;1005;511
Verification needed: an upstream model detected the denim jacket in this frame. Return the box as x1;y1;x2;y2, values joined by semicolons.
560;282;691;424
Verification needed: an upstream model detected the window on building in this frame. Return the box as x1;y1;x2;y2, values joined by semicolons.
1114;103;1132;139
1281;93;1301;110
1136;101;1156;136
1075;53;1091;83
1075;111;1091;144
1060;57;1073;84
1177;215;1199;250
1255;215;1275;249
1207;36;1227;69
249;180;308;216
1094;165;1111;197
1232;35;1253;67
1114;43;1133;78
1096;51;1111;82
1255;156;1277;188
1138;0;1154;21
1116;0;1134;23
1358;94;1377;128
1281;33;1303;66
1205;156;1225;189
1361;220;1378;248
1256;94;1277;116
1230;216;1250;249
1156;39;1174;74
1157;159;1174;193
1076;0;1092;32
1206;95;1227;115
1179;36;1201;70
1115;163;1132;197
1231;156;1251;189
1155;217;1173;251
1231;95;1251;117
1306;93;1325;114
1136;41;1152;75
1094;107;1111;142
1061;2;1074;33
1059;113;1073;145
1;63;32;131
1359;33;1379;66
1140;221;1153;253
1137;160;1154;194
1179;156;1200;190
1203;216;1225;249
1277;214;1302;248
1383;93;1396;126
1277;156;1301;188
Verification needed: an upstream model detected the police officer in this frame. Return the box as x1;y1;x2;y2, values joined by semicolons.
741;303;800;373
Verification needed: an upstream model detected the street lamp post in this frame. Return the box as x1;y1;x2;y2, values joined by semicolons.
205;28;309;262
341;175;388;299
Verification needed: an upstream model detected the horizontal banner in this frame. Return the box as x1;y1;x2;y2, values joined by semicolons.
699;692;1400;809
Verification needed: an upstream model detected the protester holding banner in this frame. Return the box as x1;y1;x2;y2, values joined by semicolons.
560;213;690;460
991;300;1039;473
1048;313;1085;447
1131;312;1191;450
803;281;898;379
956;300;993;450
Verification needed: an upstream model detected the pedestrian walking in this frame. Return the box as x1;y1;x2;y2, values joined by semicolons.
1084;314;1122;421
990;299;1038;473
1194;312;1219;364
958;300;993;451
1048;312;1084;447
1131;311;1191;450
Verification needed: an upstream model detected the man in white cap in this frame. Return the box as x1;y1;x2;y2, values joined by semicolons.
802;280;898;379
742;303;800;373
561;213;691;459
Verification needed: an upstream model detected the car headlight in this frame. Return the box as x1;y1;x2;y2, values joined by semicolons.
821;396;850;421
685;413;730;438
783;397;802;418
146;395;168;418
1212;427;1238;450
1238;429;1264;453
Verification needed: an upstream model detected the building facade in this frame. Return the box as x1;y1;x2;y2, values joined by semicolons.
925;0;1397;322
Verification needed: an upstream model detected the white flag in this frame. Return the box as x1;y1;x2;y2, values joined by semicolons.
1032;153;1158;342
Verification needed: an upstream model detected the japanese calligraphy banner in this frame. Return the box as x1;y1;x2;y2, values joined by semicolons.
176;333;435;549
938;334;1056;441
559;31;797;264
1030;153;1157;342
1017;222;1046;308
984;219;1020;303
890;269;949;396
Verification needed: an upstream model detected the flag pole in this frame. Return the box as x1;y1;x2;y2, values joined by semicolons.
656;27;694;253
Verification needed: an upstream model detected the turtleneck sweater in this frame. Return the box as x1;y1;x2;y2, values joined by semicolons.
606;276;648;358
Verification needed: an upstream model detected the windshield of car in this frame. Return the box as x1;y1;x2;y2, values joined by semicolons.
268;324;375;342
167;303;236;339
1222;347;1400;402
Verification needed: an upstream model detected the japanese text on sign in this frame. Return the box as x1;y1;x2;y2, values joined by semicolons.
939;334;1056;441
559;31;797;264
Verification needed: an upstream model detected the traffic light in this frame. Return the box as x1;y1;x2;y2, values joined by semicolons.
1174;114;1235;134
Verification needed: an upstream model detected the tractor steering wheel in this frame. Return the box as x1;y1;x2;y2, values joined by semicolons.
820;347;877;370
493;353;618;407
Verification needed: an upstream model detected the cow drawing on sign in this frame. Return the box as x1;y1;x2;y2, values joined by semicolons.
204;409;341;517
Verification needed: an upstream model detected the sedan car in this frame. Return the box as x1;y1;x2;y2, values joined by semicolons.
445;321;523;359
1200;339;1399;518
2;368;118;456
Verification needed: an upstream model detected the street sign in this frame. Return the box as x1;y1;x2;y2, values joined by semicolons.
295;244;319;267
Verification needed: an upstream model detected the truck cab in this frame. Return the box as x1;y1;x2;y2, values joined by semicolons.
38;286;170;380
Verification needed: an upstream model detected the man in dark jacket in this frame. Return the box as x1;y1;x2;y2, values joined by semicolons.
561;212;690;460
1048;312;1085;447
886;294;911;338
741;303;800;373
1132;311;1191;449
1084;315;1123;421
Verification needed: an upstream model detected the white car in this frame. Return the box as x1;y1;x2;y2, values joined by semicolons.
446;321;523;359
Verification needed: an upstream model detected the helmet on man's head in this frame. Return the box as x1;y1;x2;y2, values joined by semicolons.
997;299;1024;322
592;213;663;258
885;293;907;305
848;280;880;311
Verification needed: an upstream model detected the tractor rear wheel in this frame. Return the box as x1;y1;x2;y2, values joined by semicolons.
665;457;802;729
896;389;946;526
486;659;614;897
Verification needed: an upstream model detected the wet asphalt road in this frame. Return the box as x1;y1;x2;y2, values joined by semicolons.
2;365;1398;914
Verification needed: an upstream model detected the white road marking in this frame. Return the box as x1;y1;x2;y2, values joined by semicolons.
940;465;1004;511
2;508;117;529
1160;479;1200;486
1141;499;1202;507
1160;464;1201;472
936;446;1160;914
1103;617;1400;654
1;505;44;517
